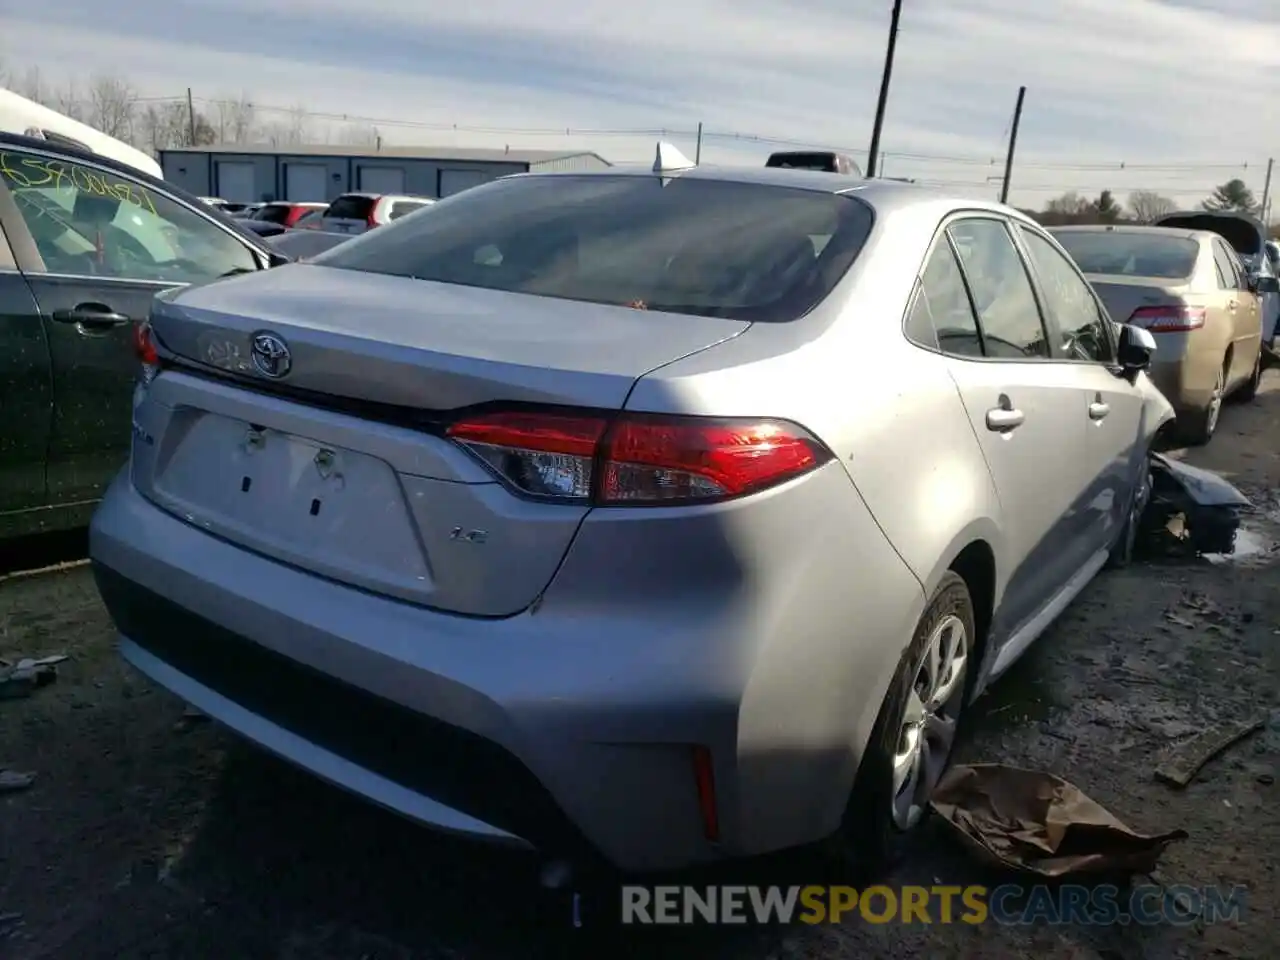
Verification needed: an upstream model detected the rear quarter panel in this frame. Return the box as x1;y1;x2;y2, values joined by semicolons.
625;198;1006;794
628;197;1007;605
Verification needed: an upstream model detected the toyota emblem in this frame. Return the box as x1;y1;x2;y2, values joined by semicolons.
250;331;292;379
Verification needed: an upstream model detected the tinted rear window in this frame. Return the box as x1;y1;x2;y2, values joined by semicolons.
1052;231;1200;280
389;200;429;220
257;204;292;224
313;176;874;322
325;195;375;220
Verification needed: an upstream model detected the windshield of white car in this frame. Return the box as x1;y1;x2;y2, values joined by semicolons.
312;175;875;323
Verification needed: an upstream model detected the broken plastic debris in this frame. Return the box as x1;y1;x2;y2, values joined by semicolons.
1138;455;1249;557
1154;716;1266;787
0;654;68;700
0;770;35;793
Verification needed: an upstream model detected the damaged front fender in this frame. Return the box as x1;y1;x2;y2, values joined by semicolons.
1138;453;1251;557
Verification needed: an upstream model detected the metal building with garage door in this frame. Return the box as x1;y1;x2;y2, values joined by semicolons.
158;144;612;203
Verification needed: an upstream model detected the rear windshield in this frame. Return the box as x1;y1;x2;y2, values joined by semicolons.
1052;231;1200;280
256;204;292;224
312;175;875;322
325;195;375;220
389;200;429;220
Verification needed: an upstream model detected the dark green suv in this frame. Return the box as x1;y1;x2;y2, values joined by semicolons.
0;133;283;538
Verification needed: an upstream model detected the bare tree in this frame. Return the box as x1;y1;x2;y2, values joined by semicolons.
1128;190;1177;223
85;73;136;140
215;94;256;143
336;122;381;147
9;65;52;105
53;80;87;123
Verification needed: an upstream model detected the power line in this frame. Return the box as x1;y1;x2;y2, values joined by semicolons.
128;92;1274;178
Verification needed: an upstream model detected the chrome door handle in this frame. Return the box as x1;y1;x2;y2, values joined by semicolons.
52;304;131;330
1089;401;1110;420
1228;299;1238;312
986;407;1025;432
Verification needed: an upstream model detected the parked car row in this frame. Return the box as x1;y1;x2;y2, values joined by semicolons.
197;192;436;237
0;125;1262;882
1050;220;1276;444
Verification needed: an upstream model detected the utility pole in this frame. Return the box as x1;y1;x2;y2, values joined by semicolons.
865;0;903;178
695;122;703;165
1260;157;1273;225
998;86;1027;206
186;87;197;144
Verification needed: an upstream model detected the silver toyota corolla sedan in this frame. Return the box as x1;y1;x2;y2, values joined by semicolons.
89;154;1173;875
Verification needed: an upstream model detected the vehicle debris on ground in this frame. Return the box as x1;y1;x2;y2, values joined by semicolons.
1154;715;1268;787
1138;453;1251;558
931;763;1187;877
0;654;68;700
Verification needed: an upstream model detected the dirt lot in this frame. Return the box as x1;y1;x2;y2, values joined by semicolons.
2;381;1278;960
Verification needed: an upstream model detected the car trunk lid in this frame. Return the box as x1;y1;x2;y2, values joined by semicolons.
1087;275;1195;328
135;264;747;616
1153;212;1265;261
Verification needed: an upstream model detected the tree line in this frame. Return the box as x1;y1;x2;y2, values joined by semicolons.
1021;181;1270;232
1;62;382;154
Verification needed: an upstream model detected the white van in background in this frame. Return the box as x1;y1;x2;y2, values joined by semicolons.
0;87;163;179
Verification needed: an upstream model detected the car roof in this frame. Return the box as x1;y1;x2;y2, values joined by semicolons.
0;131;273;253
513;162;1029;220
1049;224;1210;242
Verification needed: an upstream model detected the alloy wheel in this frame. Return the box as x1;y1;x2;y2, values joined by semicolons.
1205;368;1225;437
890;614;968;831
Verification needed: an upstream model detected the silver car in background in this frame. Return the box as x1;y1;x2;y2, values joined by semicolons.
89;161;1172;875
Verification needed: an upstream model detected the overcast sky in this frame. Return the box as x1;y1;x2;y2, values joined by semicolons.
4;0;1277;210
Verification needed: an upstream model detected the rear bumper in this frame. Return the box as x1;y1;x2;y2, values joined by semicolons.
89;465;923;872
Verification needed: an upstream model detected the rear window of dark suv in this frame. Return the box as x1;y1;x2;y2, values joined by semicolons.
325;195;375;220
311;176;875;322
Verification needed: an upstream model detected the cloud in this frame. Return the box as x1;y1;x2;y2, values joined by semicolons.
4;0;1278;209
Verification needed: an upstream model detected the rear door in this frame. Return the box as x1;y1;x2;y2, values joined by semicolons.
1015;224;1146;557
1210;238;1258;387
935;216;1093;638
0;143;265;505
0;187;53;518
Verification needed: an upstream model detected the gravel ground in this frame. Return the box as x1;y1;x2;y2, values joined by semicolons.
1;378;1278;960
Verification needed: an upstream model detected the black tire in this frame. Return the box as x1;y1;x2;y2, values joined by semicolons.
1180;358;1228;446
1232;347;1262;403
1107;458;1151;569
825;571;976;880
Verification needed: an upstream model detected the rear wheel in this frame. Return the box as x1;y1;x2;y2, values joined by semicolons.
1107;457;1151;568
1182;358;1227;446
1233;347;1263;403
827;572;974;878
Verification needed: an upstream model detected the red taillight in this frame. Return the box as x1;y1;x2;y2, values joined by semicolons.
1128;305;1206;333
444;409;832;505
132;321;158;365
691;746;719;842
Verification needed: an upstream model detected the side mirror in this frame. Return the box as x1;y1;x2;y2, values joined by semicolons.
1117;324;1156;381
1254;274;1279;294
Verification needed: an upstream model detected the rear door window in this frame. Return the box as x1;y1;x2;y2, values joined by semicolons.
1;146;258;283
1211;240;1242;290
325;195;375;221
312;176;876;322
389;200;428;221
257;204;292;224
947;218;1050;359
